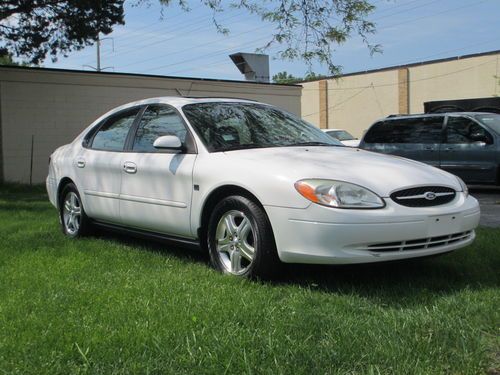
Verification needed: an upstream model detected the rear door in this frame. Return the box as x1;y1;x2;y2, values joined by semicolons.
119;104;197;237
440;115;497;183
76;107;142;223
362;117;443;167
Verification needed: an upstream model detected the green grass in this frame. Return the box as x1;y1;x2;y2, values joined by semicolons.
0;184;498;375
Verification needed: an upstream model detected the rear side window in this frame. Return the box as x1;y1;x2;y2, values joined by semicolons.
132;105;188;152
364;117;443;144
91;109;140;151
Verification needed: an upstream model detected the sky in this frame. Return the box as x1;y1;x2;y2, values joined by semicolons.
42;0;500;81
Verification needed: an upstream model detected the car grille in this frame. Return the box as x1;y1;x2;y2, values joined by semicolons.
361;231;473;253
390;186;456;207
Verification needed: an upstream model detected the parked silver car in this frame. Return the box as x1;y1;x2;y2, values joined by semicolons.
359;112;500;185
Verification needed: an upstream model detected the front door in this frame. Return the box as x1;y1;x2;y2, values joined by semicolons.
440;115;497;183
119;104;196;238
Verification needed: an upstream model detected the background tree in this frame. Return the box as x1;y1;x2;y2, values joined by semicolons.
273;71;328;84
157;0;379;75
272;71;299;84
0;48;17;65
0;1;125;64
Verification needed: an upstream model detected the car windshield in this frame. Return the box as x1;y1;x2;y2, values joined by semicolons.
326;130;355;141
475;113;500;134
182;102;343;152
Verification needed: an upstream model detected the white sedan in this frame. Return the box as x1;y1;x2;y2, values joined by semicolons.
323;129;360;147
47;97;480;278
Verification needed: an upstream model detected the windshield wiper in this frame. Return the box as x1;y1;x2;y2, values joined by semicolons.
218;143;273;152
284;141;343;147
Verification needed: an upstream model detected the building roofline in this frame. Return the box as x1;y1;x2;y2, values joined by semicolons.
301;49;500;83
0;64;301;87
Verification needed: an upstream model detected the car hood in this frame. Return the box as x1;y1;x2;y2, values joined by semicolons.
223;146;460;197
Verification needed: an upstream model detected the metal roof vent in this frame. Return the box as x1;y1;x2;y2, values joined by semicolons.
229;52;270;83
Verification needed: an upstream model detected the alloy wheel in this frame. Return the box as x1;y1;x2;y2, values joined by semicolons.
62;191;81;235
215;210;256;275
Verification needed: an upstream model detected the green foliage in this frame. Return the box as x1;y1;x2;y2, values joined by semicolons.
272;71;300;84
155;0;380;74
0;1;126;64
0;184;498;374
273;71;328;84
0;49;15;65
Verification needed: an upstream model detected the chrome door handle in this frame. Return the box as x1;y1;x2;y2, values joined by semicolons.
77;159;85;168
123;162;137;174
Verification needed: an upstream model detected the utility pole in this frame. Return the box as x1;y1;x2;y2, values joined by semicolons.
83;33;114;72
96;37;101;72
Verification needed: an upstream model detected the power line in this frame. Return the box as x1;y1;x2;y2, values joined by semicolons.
165;45;283;76
373;0;443;21
89;10;249;64
83;0;433;66
76;4;206;59
377;0;491;31
140;34;272;74
117;22;275;70
301;57;498;117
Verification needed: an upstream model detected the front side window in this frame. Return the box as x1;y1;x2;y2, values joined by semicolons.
182;102;341;152
91;109;140;151
364;117;443;144
474;114;500;135
446;116;493;144
132;105;187;152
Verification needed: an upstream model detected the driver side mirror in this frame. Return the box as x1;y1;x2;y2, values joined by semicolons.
153;135;183;150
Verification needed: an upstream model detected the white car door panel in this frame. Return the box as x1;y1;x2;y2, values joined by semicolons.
120;153;196;236
77;149;123;222
74;107;142;223
119;104;196;237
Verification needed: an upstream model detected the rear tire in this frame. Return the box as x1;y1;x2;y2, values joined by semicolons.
59;183;92;238
207;195;281;279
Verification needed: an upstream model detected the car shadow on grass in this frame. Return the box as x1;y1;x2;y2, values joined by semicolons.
92;227;210;265
280;247;499;307
93;226;499;308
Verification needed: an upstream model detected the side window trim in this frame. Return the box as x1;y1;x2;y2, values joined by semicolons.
124;105;147;151
83;105;144;151
125;103;198;154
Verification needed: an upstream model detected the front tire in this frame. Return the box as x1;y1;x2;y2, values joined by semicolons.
59;183;92;237
207;195;281;279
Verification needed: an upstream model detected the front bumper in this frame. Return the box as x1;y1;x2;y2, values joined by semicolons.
265;193;480;264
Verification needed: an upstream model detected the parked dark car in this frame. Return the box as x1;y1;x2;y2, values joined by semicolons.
359;112;500;185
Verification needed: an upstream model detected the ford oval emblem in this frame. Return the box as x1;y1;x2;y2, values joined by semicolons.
424;192;437;200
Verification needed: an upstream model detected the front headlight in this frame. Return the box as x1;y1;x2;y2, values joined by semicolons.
294;179;385;209
456;176;469;197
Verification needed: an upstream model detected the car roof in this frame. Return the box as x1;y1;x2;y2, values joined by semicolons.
384;112;494;121
122;96;261;108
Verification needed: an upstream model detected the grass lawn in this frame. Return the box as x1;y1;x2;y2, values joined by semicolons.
0;184;498;374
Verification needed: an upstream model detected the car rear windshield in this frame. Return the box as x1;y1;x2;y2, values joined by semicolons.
182;102;342;152
475;114;500;134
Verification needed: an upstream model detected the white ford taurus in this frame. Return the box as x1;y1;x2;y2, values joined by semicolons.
47;97;480;278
